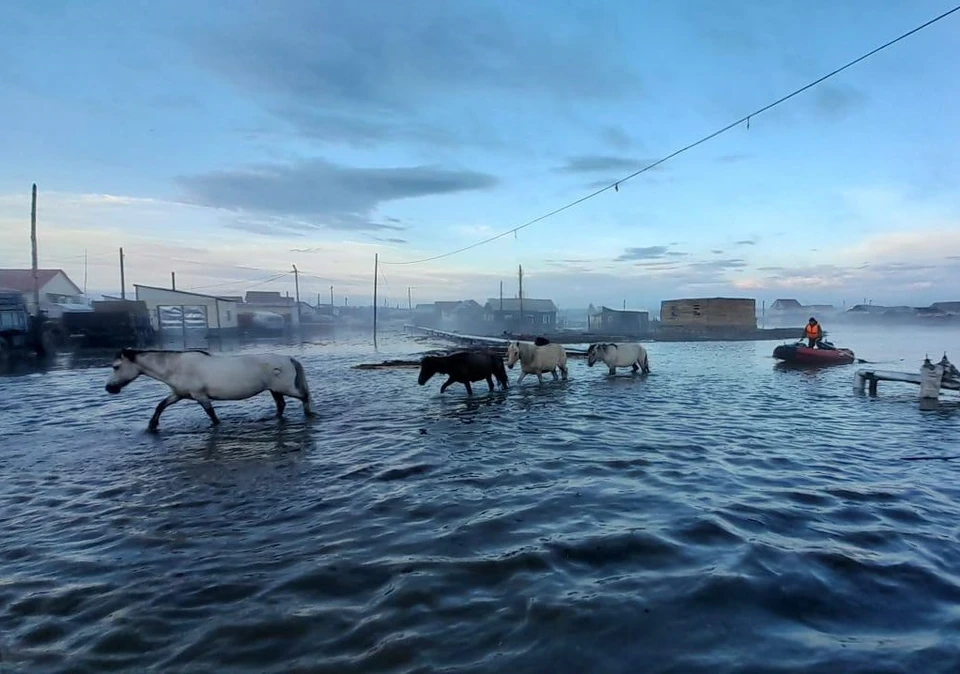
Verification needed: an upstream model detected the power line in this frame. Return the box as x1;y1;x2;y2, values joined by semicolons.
380;4;960;267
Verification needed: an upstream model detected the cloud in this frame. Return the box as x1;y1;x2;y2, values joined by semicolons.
185;1;640;147
175;158;498;234
813;84;867;119
616;246;670;261
734;239;758;246
555;155;648;174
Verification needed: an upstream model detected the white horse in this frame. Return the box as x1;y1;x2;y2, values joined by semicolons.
104;348;315;431
505;340;568;384
587;342;650;375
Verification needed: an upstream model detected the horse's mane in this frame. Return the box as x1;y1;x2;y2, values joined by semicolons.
120;348;211;360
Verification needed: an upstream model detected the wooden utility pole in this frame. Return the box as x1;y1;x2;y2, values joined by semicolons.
330;285;334;306
373;254;378;348
83;249;88;294
171;271;176;290
499;280;503;311
407;286;412;311
292;264;301;326
518;264;523;331
30;183;40;314
119;247;126;300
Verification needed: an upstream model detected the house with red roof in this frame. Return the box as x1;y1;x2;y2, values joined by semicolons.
0;268;85;316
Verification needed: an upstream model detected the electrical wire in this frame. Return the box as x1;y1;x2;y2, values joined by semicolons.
380;4;960;266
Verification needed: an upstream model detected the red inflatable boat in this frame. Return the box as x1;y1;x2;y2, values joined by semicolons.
773;341;856;366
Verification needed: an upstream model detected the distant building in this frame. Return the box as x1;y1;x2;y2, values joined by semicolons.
134;284;239;334
483;297;557;332
242;290;299;328
412;300;484;333
0;268;85;316
588;306;649;335
660;297;756;329
769;298;802;312
931;301;960;315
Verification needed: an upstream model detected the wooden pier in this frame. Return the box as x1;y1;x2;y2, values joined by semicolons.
854;354;959;404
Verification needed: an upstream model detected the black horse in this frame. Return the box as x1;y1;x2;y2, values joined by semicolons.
417;350;509;395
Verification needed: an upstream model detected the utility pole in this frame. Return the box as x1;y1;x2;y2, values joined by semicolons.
373;254;378;348
119;247;126;300
30;183;40;315
292;264;301;326
83;249;88;294
171;271;176;290
407;286;412;311
518;264;523;331
330;285;334;306
499;280;503;311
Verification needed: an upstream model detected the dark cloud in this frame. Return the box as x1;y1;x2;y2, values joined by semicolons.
176;158;497;234
813;84;867;119
184;0;639;147
373;237;408;245
734;239;757;246
600;125;634;150
616;246;670;261
556;155;648;174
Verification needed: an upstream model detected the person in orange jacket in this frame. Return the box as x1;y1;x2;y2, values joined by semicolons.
803;317;823;348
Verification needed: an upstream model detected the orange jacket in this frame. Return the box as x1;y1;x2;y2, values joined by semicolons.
805;323;822;339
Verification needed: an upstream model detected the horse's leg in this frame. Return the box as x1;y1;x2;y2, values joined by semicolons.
271;391;286;418
536;372;544;384
551;368;559;381
148;393;181;432
464;380;473;396
486;375;494;391
517;371;527;385
194;394;220;426
632;361;640;374
440;376;455;393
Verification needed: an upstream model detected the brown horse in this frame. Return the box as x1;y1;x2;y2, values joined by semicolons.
417;350;509;395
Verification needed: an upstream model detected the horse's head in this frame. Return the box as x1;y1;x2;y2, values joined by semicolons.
105;348;143;394
505;341;521;369
586;343;607;367
417;356;437;385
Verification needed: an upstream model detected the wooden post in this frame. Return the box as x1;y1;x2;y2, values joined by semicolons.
373;254;378;348
30;183;40;315
408;286;412;311
330;285;334;306
292;264;301;328
919;358;943;402
119;247;126;300
171;271;176;290
518;264;523;331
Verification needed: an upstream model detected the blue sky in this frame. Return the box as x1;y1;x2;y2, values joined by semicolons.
1;0;958;310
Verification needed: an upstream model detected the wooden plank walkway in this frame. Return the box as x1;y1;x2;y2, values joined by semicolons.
405;326;589;355
854;355;959;400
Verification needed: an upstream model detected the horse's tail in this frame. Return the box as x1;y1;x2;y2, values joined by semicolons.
493;354;509;389
290;357;314;414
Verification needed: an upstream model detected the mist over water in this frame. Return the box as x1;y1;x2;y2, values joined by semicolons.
1;324;959;673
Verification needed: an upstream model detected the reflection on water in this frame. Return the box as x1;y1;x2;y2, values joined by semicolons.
1;326;960;673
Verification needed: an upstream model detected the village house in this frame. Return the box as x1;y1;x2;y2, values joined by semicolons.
134;284;239;335
588;306;650;336
0;268;86;317
660;297;756;329
483;297;558;332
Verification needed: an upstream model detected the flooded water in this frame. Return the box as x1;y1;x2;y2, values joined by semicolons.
1;326;959;673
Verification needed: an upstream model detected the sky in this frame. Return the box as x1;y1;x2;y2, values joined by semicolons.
1;0;959;311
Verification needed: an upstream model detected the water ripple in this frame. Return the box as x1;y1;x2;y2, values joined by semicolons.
1;330;959;673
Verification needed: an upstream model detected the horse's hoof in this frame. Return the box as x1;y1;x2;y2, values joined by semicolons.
147;425;159;434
